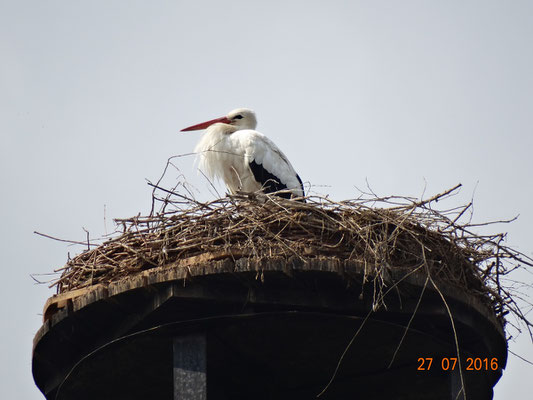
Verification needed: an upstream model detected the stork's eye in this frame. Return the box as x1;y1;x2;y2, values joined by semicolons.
233;115;243;120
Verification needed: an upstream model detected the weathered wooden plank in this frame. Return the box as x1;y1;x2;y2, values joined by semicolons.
42;256;501;335
42;285;104;322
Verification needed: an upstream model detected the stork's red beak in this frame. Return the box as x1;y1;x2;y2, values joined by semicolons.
180;116;232;132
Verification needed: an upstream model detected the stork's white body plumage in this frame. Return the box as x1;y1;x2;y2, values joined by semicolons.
182;108;304;200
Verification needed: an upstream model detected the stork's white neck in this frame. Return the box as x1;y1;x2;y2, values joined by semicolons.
208;123;239;135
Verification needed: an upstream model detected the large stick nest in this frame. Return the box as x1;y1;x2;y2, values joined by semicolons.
50;183;533;334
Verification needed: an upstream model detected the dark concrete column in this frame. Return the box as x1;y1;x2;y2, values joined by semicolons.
173;333;207;400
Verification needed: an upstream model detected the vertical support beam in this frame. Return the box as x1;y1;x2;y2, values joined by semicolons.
173;333;207;400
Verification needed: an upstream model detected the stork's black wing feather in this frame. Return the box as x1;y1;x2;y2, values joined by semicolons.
249;160;291;199
296;174;305;198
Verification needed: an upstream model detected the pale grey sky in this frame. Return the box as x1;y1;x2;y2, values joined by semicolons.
1;1;532;398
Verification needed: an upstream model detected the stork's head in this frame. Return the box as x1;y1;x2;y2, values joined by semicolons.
181;108;257;132
226;108;257;130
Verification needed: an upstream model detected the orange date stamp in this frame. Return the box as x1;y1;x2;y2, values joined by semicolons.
417;357;499;371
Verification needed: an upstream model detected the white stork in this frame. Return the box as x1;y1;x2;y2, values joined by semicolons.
181;108;305;200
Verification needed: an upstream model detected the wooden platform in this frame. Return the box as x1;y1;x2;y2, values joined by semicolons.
32;256;507;400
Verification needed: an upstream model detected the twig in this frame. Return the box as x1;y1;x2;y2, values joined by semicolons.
34;231;99;247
